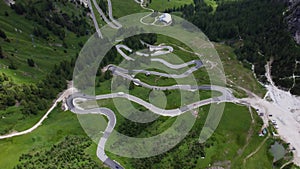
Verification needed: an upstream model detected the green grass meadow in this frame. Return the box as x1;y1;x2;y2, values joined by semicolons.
0;107;104;169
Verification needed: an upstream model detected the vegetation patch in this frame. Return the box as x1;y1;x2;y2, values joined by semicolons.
14;136;103;169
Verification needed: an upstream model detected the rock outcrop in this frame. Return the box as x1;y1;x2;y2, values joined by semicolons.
286;0;300;44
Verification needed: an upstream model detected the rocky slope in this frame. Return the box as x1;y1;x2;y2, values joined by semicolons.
286;0;300;44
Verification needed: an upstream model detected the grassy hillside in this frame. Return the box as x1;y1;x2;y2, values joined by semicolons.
0;102;295;169
0;0;89;83
0;0;298;169
0;107;104;169
99;103;280;169
112;0;147;17
179;0;300;95
215;43;267;97
0;0;92;135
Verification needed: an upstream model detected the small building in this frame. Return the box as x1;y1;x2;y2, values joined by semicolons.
159;13;172;24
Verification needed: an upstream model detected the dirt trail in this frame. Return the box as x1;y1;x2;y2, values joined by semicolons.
236;106;255;157
243;133;270;166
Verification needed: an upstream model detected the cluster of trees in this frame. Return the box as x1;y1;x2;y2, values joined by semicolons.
0;46;3;59
0;0;90;115
130;130;205;168
37;58;76;100
0;29;7;40
8;60;17;69
98;0;107;14
123;33;157;50
111;109;208;168
27;58;35;67
117;110;156;137
165;0;300;94
0;28;8;59
11;0;91;40
32;26;49;40
0;28;9;44
0;73;16;109
99;47;119;71
14;136;104;169
0;56;76;115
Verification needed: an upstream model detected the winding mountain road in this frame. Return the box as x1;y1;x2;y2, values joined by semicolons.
1;0;299;168
65;41;235;168
69;39;235;168
87;0;122;38
0;2;242;168
67;84;234;169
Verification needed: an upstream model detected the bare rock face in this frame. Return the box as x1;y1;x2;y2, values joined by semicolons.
286;0;300;44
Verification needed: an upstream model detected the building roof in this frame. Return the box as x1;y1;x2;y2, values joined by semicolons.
159;13;172;23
